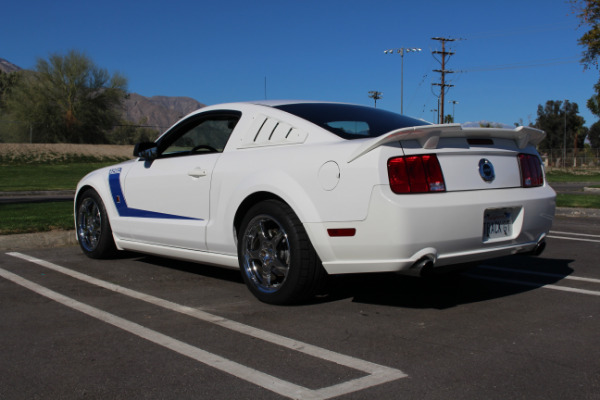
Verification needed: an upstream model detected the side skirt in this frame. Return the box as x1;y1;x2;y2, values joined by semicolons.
114;238;240;270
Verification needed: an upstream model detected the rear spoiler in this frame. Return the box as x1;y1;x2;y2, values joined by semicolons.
347;124;545;163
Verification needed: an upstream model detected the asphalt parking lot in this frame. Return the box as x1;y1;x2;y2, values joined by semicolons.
1;215;599;399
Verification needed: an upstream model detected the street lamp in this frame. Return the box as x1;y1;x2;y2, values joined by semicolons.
384;47;422;114
430;109;438;122
448;100;459;121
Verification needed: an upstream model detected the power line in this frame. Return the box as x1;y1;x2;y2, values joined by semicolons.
459;22;575;41
457;57;579;73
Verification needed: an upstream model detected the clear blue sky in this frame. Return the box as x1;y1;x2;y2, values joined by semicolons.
2;0;597;127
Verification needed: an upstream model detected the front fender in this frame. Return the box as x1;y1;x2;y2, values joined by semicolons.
74;160;137;233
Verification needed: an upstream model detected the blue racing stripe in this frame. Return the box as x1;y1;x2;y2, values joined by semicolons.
108;169;201;220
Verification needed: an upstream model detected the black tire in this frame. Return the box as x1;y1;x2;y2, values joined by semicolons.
75;189;117;259
237;199;325;305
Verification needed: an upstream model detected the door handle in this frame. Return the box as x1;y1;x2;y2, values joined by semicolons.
188;167;207;178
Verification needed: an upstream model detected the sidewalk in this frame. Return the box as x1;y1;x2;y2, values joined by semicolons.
0;190;75;204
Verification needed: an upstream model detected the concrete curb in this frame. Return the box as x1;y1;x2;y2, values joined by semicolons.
0;207;598;252
0;230;77;252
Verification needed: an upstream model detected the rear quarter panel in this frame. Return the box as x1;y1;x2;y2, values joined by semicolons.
205;139;387;254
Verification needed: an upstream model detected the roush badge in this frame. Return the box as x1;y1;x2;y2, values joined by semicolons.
478;159;495;183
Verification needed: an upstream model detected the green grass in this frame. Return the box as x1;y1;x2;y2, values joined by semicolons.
0;162;117;191
546;170;600;183
0;202;74;234
556;193;600;209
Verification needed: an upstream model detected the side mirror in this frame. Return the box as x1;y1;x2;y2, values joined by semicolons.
133;142;158;160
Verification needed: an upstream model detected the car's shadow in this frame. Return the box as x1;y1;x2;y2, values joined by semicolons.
321;255;574;309
126;252;574;309
129;253;244;284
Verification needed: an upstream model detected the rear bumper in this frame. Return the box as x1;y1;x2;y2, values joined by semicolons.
305;184;556;275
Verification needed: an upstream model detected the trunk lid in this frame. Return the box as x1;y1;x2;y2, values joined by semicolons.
349;124;546;192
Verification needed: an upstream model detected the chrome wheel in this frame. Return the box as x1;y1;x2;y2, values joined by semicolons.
77;197;102;252
238;199;325;304
76;190;117;259
241;215;290;293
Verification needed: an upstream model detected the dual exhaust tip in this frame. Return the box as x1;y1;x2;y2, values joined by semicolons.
411;257;435;277
409;239;547;277
530;239;546;256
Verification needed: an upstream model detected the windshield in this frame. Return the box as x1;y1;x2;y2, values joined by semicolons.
274;103;430;139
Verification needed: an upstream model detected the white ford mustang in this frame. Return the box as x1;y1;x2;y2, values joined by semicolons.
75;101;555;304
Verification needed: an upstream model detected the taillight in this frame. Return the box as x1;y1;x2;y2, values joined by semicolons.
518;153;544;188
387;154;446;194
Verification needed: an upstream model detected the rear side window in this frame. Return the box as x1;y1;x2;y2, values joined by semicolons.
274;103;430;139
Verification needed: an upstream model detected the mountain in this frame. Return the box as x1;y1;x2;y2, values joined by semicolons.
1;57;205;131
122;93;205;131
0;58;22;73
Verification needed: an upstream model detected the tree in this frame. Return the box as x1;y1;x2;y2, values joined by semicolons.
534;100;586;151
572;1;600;122
368;91;383;108
4;50;127;143
587;78;600;119
572;0;600;69
106;118;159;145
589;120;600;147
0;70;21;109
0;71;26;142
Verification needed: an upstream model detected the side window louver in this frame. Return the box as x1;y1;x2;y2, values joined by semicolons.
238;115;307;148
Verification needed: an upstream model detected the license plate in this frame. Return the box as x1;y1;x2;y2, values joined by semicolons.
483;209;513;241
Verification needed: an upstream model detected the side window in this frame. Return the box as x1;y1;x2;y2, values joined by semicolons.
160;113;240;158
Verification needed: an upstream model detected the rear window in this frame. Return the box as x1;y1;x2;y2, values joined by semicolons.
274;103;430;139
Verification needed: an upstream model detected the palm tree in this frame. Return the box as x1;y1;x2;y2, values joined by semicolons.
368;91;383;108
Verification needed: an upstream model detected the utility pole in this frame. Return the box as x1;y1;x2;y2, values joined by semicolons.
431;37;456;124
563;100;567;169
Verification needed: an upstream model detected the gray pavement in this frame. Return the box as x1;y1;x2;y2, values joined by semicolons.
1;216;599;399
